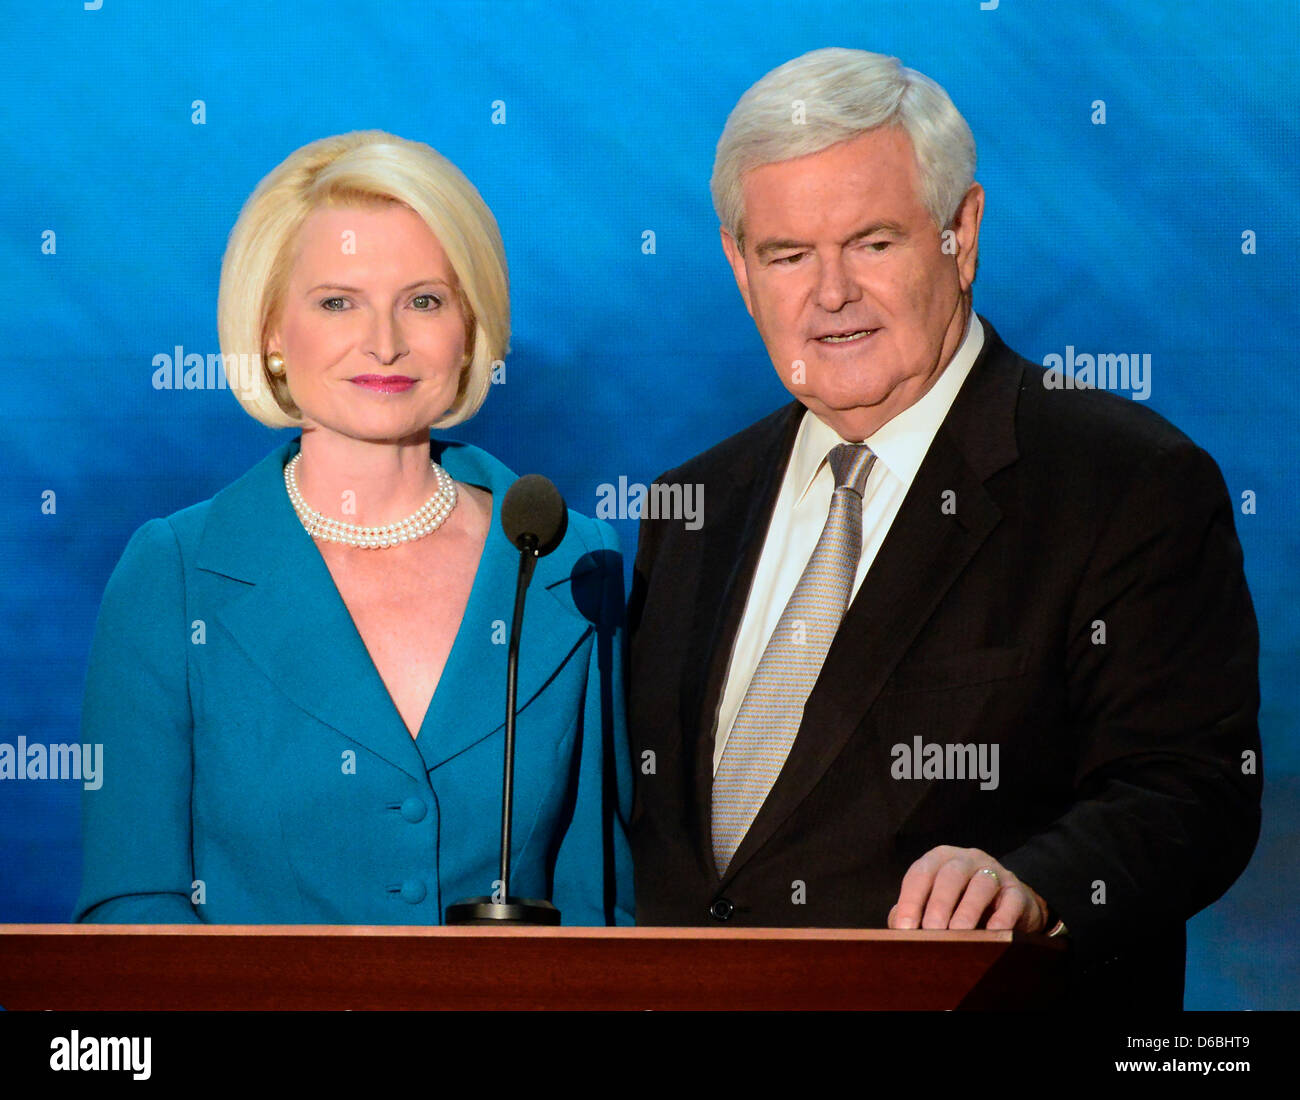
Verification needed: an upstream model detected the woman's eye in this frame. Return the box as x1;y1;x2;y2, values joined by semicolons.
412;294;442;310
320;297;348;311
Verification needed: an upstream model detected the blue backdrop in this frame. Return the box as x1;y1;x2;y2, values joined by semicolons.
2;1;1295;1009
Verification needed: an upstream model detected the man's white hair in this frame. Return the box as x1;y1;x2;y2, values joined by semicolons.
711;48;976;247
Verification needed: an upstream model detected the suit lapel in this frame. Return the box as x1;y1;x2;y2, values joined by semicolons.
198;439;427;782
683;404;805;862
716;320;1025;882
415;441;594;772
197;437;590;785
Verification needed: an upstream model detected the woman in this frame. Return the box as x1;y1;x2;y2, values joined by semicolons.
74;131;633;925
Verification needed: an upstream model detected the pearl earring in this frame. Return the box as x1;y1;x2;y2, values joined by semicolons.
267;352;285;376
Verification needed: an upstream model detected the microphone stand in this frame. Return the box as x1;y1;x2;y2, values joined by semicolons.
445;533;561;925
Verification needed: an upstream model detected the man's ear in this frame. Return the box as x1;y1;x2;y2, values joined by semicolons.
720;226;754;317
950;182;984;293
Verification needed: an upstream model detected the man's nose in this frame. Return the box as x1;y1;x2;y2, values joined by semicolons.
814;252;862;312
365;310;409;366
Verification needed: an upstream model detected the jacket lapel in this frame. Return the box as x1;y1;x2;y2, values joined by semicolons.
414;442;595;772
716;320;1025;882
683;404;805;862
197;437;590;785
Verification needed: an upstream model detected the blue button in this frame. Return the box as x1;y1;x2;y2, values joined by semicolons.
399;879;427;904
400;797;427;823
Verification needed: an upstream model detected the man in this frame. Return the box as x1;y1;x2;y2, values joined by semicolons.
627;48;1261;1009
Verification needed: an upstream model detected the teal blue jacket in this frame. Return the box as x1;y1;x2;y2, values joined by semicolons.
73;436;634;925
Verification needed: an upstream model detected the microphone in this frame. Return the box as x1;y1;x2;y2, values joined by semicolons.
445;475;568;926
501;474;568;558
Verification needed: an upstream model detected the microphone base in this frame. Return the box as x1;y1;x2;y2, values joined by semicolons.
444;897;562;926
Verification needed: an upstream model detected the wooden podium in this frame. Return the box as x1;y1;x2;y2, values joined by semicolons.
0;925;1067;1010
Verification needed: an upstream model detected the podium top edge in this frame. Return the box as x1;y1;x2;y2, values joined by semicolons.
0;924;1062;946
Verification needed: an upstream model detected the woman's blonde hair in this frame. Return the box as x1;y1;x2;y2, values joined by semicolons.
217;130;509;428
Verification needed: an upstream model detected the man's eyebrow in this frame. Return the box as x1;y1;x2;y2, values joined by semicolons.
843;220;906;242
752;221;907;260
304;278;453;294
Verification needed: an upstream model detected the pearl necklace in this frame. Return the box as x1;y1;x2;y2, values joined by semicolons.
284;451;458;549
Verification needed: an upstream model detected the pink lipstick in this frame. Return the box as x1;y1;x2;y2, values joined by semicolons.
350;375;415;393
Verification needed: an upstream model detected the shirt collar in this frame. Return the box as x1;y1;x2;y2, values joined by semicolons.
790;312;985;503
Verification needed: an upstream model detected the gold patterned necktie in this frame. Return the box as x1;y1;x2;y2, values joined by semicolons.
711;442;877;876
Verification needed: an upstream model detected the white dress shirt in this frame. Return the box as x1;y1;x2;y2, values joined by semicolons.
712;313;986;774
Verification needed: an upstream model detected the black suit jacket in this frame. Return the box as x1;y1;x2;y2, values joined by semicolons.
627;318;1261;1009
